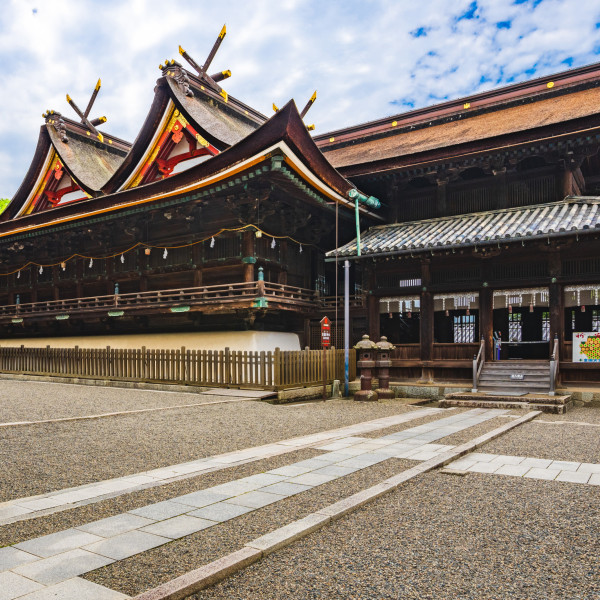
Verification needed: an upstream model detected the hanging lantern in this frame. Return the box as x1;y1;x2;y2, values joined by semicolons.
60;262;66;271
120;254;125;264
445;309;449;317
581;305;586;313
466;308;470;316
89;258;93;268
210;236;215;248
255;230;262;238
163;248;168;259
407;311;412;318
144;248;151;256
529;303;534;313
508;304;512;314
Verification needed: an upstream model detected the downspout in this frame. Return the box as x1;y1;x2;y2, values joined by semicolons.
347;189;380;258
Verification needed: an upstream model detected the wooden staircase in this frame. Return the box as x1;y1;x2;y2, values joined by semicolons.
442;338;572;413
477;360;551;394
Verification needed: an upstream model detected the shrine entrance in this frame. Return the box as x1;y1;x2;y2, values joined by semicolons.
492;288;550;360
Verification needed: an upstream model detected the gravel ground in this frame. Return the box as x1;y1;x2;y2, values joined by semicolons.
0;397;417;502
537;406;600;423
0;448;319;547
0;380;232;422
482;419;600;463
83;459;415;596
195;471;600;600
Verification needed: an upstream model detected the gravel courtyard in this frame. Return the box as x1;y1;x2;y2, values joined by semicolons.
1;380;599;600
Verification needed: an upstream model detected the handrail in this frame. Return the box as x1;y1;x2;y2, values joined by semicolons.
549;334;559;396
0;281;334;320
472;336;485;393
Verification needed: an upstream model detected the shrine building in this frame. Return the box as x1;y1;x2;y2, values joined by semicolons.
1;29;600;388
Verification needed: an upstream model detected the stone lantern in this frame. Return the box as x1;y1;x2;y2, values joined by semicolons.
375;336;396;399
354;334;378;401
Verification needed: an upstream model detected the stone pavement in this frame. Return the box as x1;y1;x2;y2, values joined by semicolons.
1;408;501;599
449;452;600;484
2;405;599;599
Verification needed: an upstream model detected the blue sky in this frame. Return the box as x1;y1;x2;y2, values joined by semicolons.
1;0;600;198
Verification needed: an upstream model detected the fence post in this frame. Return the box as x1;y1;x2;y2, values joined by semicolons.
274;347;281;388
224;347;230;385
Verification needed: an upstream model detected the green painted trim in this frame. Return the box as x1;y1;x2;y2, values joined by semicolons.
252;297;268;308
55;314;70;320
170;305;191;313
107;310;124;317
241;256;257;264
11;318;23;324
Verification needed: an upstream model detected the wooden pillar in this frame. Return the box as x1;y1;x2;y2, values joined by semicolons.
435;177;447;217
242;231;255;283
493;168;507;209
368;295;380;341
52;266;60;300
106;257;114;295
548;251;563;359
480;286;493;360
303;318;311;349
31;267;38;303
419;260;433;382
192;244;203;287
76;259;83;298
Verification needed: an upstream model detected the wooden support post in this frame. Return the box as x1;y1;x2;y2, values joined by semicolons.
242;231;255;283
76;259;83;298
548;251;563;360
493;168;507;209
368;294;380;341
419;291;434;383
52;266;60;301
480;286;493;361
435;177;447;217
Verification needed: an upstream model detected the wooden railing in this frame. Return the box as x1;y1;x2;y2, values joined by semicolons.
549;335;559;396
0;345;355;391
0;282;328;321
472;337;485;392
392;344;420;360
433;343;480;360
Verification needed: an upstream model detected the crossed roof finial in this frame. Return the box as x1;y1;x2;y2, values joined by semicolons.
273;91;317;131
65;79;107;143
176;25;231;101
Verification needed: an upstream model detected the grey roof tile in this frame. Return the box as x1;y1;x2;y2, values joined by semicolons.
330;197;600;258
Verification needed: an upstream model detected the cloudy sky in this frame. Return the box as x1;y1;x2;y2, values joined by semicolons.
1;0;599;198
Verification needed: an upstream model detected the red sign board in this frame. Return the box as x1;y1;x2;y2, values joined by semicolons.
320;316;331;348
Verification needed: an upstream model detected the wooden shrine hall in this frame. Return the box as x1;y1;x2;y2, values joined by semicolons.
2;28;600;389
322;61;600;389
0;28;380;349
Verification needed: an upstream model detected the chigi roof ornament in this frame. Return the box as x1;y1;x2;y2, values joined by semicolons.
165;25;232;102
64;78;107;143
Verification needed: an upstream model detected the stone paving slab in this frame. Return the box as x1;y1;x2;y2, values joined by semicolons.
18;577;130;600
77;514;156;538
188;502;253;523
140;515;217;539
0;547;39;572
128;500;195;521
0;571;44;599
12;549;115;585
14;529;104;559
83;531;171;561
224;491;287;509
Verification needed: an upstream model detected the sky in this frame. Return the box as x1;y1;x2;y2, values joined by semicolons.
1;0;600;198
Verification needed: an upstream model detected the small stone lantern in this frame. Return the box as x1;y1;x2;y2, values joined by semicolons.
354;334;378;402
375;336;396;399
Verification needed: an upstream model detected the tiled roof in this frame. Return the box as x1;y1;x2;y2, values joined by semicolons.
330;197;600;258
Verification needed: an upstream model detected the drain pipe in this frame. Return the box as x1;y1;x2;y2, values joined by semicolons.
347;189;380;258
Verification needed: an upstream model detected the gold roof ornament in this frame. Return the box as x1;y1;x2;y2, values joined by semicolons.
64;78;107;143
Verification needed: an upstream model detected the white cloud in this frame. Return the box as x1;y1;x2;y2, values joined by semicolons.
0;0;599;197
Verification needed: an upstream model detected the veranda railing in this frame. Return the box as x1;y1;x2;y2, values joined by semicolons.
0;345;356;391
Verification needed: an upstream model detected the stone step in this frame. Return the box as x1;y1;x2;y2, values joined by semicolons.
440;398;572;414
480;373;549;381
483;364;550;372
479;381;550;390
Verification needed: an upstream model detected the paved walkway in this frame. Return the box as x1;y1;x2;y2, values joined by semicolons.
0;408;500;599
449;452;600;483
3;405;599;600
0;409;444;525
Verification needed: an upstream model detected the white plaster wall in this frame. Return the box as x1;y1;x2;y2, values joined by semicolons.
0;331;301;352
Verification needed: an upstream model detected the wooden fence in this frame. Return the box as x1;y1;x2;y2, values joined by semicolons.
0;346;356;391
